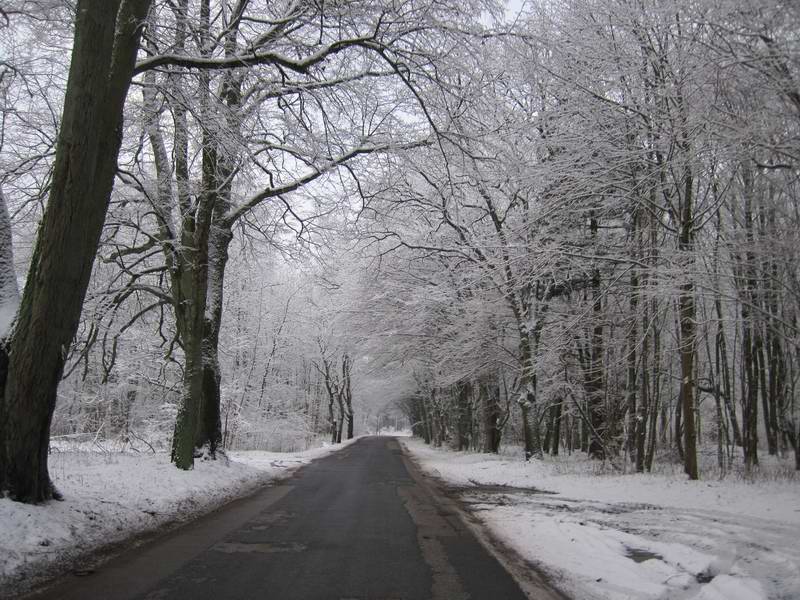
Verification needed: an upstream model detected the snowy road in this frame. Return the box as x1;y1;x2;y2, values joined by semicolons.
22;437;553;600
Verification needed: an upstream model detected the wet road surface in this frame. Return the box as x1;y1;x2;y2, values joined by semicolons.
24;437;550;600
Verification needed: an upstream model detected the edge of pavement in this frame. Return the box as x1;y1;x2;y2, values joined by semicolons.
6;439;361;600
398;438;571;600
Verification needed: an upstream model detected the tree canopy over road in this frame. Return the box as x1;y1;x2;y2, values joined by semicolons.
0;0;798;503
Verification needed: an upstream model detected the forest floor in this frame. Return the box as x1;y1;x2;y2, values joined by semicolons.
403;439;800;600
0;438;359;597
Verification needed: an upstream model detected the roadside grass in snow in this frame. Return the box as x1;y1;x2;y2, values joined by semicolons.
494;442;798;483
403;438;800;600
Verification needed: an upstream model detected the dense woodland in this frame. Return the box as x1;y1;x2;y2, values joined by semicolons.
0;0;798;503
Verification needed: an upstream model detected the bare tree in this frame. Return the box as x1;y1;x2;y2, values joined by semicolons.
0;0;151;502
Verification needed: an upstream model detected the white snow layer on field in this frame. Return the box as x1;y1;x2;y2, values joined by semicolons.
403;439;800;600
0;439;356;594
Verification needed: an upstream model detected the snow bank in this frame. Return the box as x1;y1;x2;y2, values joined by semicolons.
0;439;357;595
403;439;800;600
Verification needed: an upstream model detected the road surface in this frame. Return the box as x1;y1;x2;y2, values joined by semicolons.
25;437;559;600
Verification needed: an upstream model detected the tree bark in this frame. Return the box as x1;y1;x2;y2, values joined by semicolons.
193;7;243;456
521;399;534;460
550;397;562;456
627;213;639;464
587;272;605;458
170;0;224;468
195;229;232;455
0;0;150;502
460;382;474;450
482;379;502;453
342;354;354;439
170;139;218;467
585;212;606;459
677;167;699;480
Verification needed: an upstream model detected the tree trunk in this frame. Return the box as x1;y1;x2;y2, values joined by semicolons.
627;263;639;464
715;297;742;446
587;276;605;458
456;381;472;450
195;224;233;454
742;320;760;469
169;0;223;470
170;155;217;468
336;389;345;443
677;167;699;480
740;172;760;471
521;399;534;460
644;191;662;473
756;331;777;456
194;12;243;455
418;395;431;444
636;292;650;473
329;397;337;444
550;398;562;456
0;190;19;477
0;0;150;502
482;379;502;453
342;354;354;440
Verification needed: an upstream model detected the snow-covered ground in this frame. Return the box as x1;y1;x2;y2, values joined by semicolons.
402;439;800;600
0;439;357;596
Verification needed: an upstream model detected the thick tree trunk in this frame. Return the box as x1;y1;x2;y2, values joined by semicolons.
194;14;242;455
171;0;220;468
172;336;204;467
0;0;150;502
198;343;222;453
521;399;534;460
0;190;18;472
170;166;217;468
195;224;233;454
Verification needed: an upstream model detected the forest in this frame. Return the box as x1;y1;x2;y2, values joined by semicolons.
0;0;798;505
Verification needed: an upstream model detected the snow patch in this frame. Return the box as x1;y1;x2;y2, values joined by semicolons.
403;439;800;600
0;440;356;595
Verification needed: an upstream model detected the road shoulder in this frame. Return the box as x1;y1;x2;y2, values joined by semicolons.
399;439;570;600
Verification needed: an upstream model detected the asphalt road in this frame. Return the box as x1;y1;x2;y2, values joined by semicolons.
25;437;555;600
